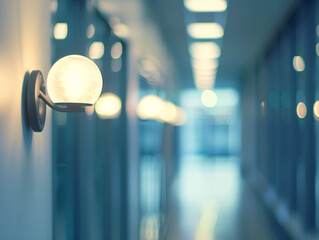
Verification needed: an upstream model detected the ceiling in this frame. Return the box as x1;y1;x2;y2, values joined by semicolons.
218;0;299;81
98;0;300;89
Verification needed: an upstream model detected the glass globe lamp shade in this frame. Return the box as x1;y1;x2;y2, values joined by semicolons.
47;55;103;105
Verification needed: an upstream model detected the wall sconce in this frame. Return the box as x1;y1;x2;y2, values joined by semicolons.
95;93;122;119
27;55;103;132
136;94;187;125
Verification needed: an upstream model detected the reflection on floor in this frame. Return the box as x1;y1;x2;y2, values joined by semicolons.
166;156;282;240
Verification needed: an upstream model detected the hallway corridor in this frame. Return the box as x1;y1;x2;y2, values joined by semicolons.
166;157;283;240
2;0;319;239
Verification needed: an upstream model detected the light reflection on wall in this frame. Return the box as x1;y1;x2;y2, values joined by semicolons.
53;23;68;40
139;215;159;240
0;59;13;110
195;202;218;240
109;17;130;38
111;58;122;72
85;105;95;116
50;0;58;12
316;43;319;57
139;154;161;240
313;101;319;120
86;24;95;39
89;41;105;59
293;56;305;72
177;161;240;240
0;0;52;238
261;101;266;115
111;42;123;59
296;102;307;119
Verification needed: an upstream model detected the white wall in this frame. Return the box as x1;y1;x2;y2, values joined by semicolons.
0;0;52;239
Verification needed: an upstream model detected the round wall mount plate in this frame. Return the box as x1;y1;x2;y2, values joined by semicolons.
27;70;46;132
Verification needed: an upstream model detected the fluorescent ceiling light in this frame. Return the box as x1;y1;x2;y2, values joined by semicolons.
194;74;216;83
187;23;224;39
192;59;219;70
184;0;227;12
194;73;216;90
193;69;216;76
195;79;215;90
189;42;221;59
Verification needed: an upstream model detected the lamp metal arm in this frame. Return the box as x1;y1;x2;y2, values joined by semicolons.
38;90;86;113
38;91;68;112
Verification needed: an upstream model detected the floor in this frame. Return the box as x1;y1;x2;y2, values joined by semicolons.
165;156;283;240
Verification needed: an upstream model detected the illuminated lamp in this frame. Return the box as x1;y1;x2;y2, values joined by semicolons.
26;55;103;132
